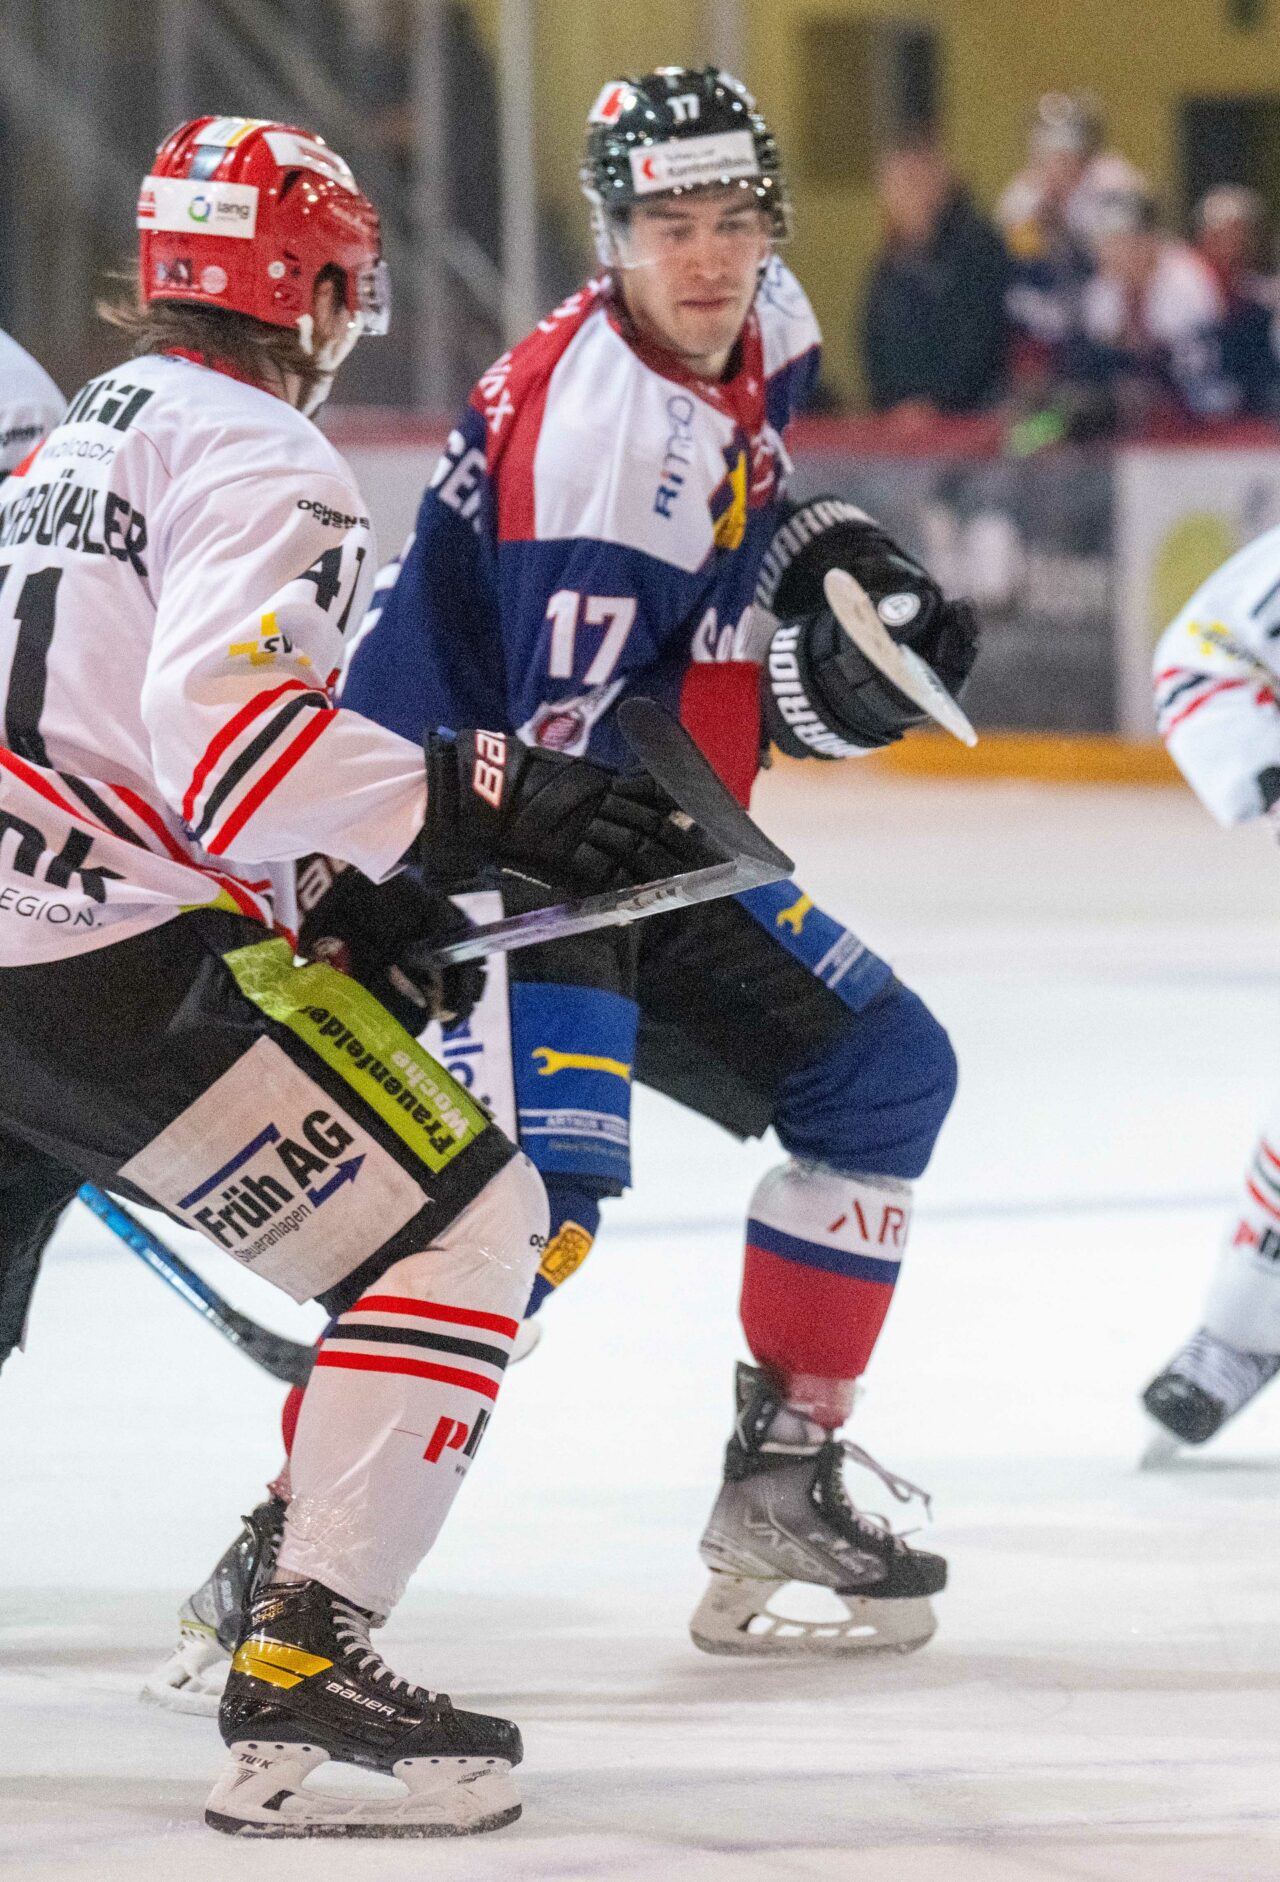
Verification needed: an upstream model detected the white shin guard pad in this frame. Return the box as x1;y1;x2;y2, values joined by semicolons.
1203;1129;1280;1354
277;1152;548;1614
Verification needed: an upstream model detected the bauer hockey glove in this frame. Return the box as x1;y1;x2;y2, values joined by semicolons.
421;728;715;894
758;496;980;755
296;854;486;1032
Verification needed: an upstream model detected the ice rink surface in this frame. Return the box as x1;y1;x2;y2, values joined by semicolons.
4;762;1280;1881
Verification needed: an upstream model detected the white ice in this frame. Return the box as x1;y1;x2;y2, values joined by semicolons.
4;763;1280;1881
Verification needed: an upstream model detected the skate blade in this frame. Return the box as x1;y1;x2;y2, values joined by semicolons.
140;1630;229;1716
689;1572;937;1658
1139;1429;1184;1471
205;1740;520;1838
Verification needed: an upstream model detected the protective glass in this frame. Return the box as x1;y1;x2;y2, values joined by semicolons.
605;186;775;273
354;258;391;335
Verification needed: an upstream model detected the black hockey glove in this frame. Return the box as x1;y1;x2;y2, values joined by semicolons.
296;855;486;1032
757;497;980;756
421;728;715;894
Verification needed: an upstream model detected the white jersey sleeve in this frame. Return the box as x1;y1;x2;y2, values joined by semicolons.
146;463;424;878
0;329;65;479
1154;525;1280;824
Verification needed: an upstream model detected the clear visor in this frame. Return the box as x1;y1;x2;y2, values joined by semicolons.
602;182;777;272
354;257;391;335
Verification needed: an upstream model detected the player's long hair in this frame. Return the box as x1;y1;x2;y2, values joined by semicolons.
98;266;341;410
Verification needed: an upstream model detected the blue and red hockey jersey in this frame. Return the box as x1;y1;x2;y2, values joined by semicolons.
342;258;820;805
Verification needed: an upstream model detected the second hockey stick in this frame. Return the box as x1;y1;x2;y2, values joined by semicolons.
78;1183;316;1387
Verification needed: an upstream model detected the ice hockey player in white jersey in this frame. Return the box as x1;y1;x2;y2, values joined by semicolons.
1145;535;1280;1444
0;327;64;482
149;67;979;1703
0;114;722;1838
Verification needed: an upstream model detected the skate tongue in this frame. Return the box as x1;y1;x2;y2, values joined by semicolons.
330;1599;441;1705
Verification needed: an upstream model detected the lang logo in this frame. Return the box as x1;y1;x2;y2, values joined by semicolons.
188;194;212;223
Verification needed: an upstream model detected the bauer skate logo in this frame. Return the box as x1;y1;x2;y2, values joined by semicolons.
423;1407;490;1466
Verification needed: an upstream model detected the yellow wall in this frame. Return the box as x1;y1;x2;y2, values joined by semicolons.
469;0;1280;401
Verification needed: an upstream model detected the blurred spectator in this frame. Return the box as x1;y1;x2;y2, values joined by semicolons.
1070;189;1237;424
1195;185;1280;415
999;93;1147;375
860;133;1010;420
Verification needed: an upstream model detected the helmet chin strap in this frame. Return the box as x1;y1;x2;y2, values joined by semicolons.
295;310;362;417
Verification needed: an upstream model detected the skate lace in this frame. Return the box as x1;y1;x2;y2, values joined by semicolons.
831;1441;933;1549
1173;1329;1280;1412
331;1600;437;1702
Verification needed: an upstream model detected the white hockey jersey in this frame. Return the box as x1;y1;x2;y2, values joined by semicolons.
0;352;425;966
0;329;65;481
1154;526;1280;824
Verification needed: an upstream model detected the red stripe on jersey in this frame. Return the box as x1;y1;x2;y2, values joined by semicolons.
1161;677;1248;737
1246;1177;1280;1222
0;748;110;829
182;679;321;824
347;1294;520;1340
204;707;333;856
312;1350;501;1400
1260;1140;1280;1172
109;784;195;864
494;369;552;543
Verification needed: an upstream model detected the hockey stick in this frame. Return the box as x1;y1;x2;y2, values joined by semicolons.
413;698;794;968
80;706;788;1376
822;569;979;748
78;1183;315;1388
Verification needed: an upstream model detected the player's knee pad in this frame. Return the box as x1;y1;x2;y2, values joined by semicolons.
524;1174;607;1316
774;980;957;1181
741;1159;911;1417
363;1152;549;1322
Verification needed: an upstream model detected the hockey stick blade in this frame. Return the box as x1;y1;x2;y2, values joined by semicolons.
79;1184;314;1387
421;702;793;968
823;568;979;748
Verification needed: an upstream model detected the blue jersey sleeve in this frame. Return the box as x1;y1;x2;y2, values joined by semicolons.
341;417;508;745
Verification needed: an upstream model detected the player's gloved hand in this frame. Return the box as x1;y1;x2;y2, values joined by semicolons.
758;497;980;756
296;854;486;1032
421;728;716;893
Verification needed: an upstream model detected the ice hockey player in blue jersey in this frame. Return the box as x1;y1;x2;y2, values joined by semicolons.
345;65;979;1659
152;68;980;1693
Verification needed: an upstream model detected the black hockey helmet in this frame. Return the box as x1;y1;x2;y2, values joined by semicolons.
580;66;791;264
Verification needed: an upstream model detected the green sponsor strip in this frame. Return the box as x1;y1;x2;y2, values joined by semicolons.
224;937;488;1175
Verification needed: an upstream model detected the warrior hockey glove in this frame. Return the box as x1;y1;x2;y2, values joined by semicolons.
757;497;980;756
297;855;486;1032
421;728;715;894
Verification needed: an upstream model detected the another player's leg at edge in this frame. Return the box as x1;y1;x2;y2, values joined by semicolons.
0;113;750;1838
147;65;980;1703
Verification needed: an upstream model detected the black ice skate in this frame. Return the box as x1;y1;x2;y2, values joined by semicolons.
690;1363;946;1657
141;1495;285;1715
205;1578;522;1838
1142;1328;1280;1448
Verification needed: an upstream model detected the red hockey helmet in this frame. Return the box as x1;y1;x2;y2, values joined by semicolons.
136;116;389;337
